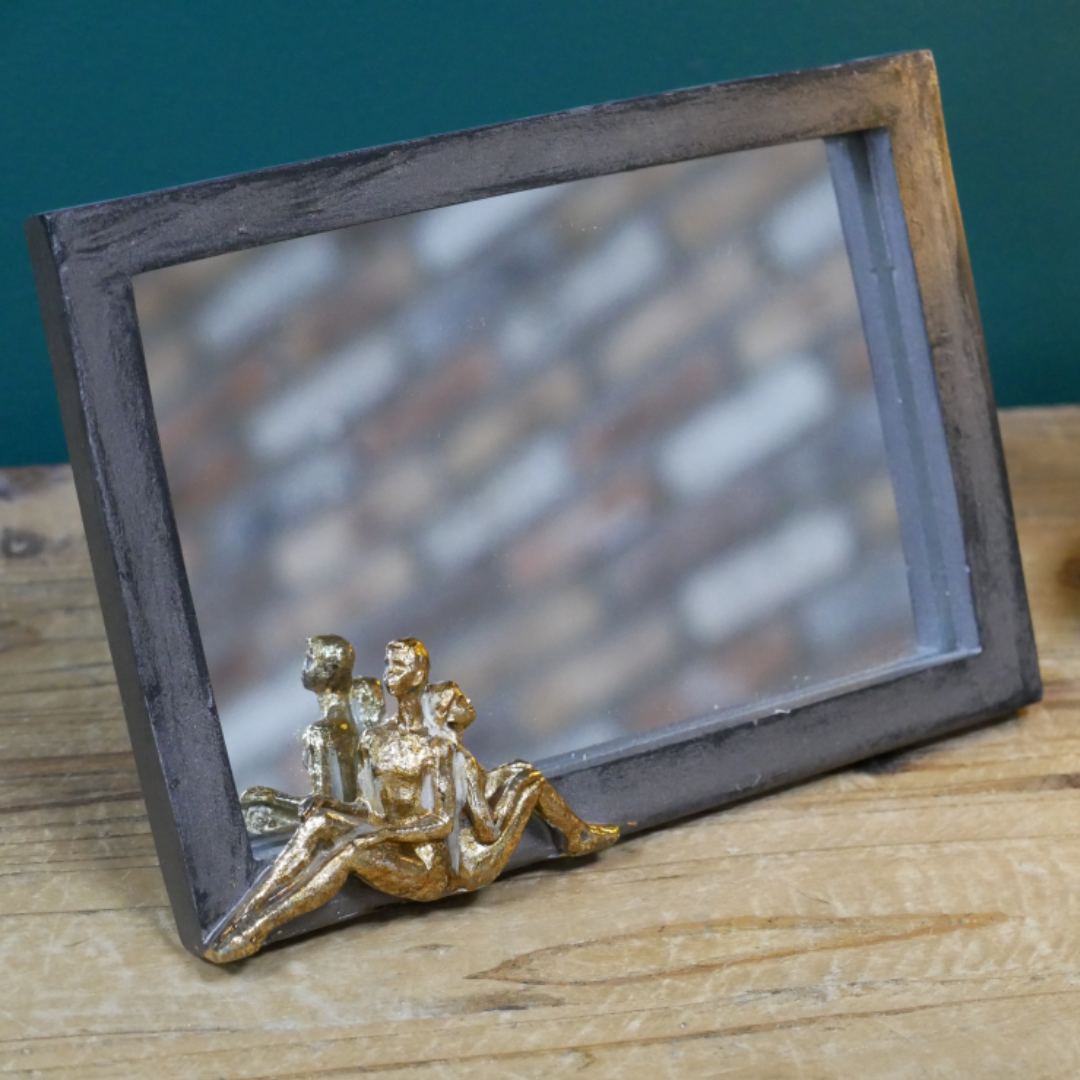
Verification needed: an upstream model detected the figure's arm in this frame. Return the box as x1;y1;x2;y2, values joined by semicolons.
459;752;498;844
482;760;532;804
331;724;360;803
240;785;303;812
301;725;335;797
239;786;304;836
299;794;375;830
355;754;388;828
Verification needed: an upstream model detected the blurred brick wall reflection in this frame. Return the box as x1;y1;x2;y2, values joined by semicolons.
134;140;915;791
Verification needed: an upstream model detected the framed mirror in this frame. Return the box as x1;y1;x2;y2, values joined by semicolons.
26;51;1039;960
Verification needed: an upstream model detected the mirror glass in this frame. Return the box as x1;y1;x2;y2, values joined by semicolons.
134;139;918;796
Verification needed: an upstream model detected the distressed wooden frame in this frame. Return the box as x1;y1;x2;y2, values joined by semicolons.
25;51;1039;960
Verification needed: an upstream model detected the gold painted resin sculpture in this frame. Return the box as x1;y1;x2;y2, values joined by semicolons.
209;636;619;962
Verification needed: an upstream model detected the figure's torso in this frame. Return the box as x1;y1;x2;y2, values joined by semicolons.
362;724;446;824
301;708;358;801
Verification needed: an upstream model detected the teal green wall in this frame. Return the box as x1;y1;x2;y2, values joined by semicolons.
3;4;1078;466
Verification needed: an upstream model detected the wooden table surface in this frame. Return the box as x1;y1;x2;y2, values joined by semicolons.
2;407;1079;1078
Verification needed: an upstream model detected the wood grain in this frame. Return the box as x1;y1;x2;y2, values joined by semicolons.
2;408;1080;1078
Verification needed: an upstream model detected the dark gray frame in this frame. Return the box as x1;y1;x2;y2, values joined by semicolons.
25;50;1039;960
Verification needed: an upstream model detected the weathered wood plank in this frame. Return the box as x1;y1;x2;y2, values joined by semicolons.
0;407;1078;1078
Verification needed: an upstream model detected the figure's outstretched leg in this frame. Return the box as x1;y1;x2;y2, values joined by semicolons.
207;850;354;962
207;841;450;963
223;811;350;931
492;765;618;856
534;779;619;855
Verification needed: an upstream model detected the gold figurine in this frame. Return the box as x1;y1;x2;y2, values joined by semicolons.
238;635;364;835
209;636;619;962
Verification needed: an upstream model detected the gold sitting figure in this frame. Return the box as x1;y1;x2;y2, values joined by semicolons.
424;680;619;891
208;637;619;962
238;636;373;835
300;637;359;802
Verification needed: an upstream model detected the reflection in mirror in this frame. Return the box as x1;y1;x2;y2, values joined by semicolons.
134;139;917;798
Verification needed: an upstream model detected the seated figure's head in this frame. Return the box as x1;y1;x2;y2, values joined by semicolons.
302;635;355;694
350;676;386;729
384;638;429;697
423;680;476;742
